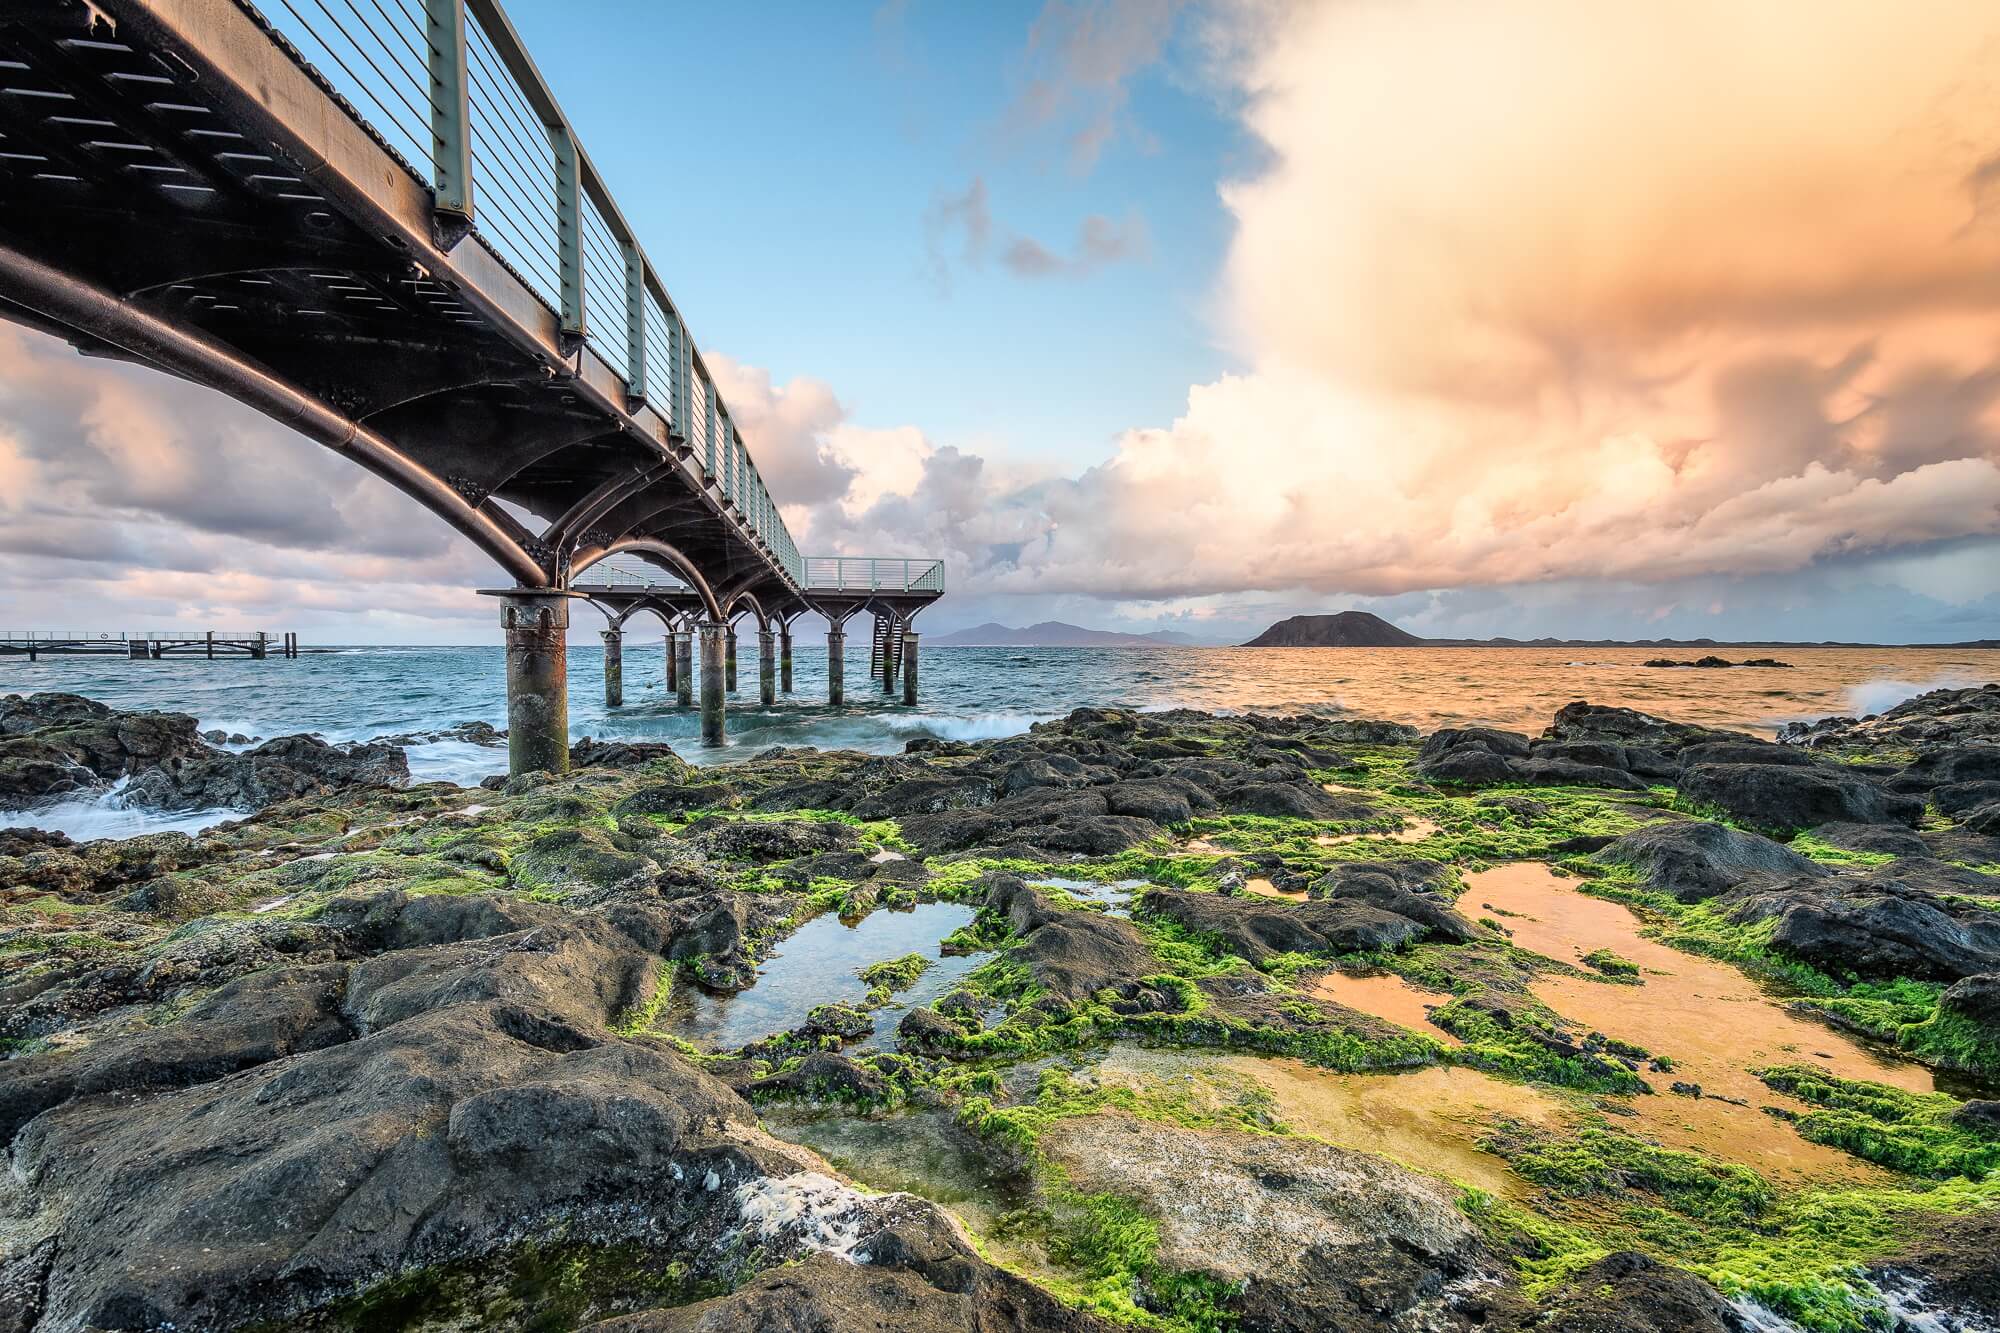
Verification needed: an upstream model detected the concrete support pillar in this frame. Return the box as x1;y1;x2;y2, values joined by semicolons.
664;632;678;693
698;621;726;746
758;629;776;706
827;626;846;706
499;591;570;776
779;625;794;693
725;626;738;693
601;628;623;708
902;631;919;706
674;630;694;708
881;617;896;693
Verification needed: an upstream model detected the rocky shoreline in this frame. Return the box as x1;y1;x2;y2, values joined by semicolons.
0;685;1997;1331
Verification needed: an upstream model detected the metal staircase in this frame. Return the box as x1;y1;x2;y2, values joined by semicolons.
870;615;905;689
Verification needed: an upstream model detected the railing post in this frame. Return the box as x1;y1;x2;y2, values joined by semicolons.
622;243;646;406
704;378;719;479
672;310;692;442
549;124;585;346
424;0;473;244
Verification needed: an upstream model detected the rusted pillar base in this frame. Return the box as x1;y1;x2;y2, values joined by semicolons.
699;621;726;746
602;628;623;708
758;630;776;707
675;630;694;708
725;626;738;693
902;631;919;706
499;591;570;776
780;627;794;693
664;632;677;693
827;627;845;706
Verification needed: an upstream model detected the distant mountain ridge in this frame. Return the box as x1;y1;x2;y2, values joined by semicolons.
929;621;1201;648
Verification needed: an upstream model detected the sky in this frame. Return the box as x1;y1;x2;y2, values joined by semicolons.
3;0;2000;644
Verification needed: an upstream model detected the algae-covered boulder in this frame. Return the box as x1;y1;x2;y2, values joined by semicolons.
1593;821;1826;901
1728;863;2000;981
1040;1113;1491;1332
510;825;657;894
1677;761;1923;835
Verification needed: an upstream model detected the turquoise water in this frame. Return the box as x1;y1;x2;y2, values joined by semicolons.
1;642;1989;837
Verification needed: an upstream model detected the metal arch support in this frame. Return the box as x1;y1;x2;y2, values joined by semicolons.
570;538;722;621
723;589;770;632
543;463;669;560
0;244;550;589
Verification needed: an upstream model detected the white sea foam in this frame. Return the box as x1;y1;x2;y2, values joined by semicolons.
733;1171;871;1262
1846;671;1981;718
402;739;508;787
0;779;240;841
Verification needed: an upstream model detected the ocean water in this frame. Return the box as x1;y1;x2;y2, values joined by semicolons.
2;642;1992;837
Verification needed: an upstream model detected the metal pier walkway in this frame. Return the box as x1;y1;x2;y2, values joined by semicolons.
0;0;943;768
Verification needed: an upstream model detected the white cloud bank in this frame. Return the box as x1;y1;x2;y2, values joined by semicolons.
5;0;2000;640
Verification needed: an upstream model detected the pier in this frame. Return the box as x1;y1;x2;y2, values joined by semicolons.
0;0;944;772
1;631;299;660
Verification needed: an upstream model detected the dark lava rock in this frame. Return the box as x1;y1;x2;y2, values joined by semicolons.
7;1001;813;1331
1544;701;1743;753
691;817;859;862
1729;864;2000;981
1496;1250;1750;1333
986;875;1162;1003
1936;781;2000;815
612;782;737;817
1872;1212;2000;1328
1779;683;2000;753
1144;879;1474;965
120;734;409;812
1593;821;1826;901
0;962;352;1142
1309;861;1476;941
0;692;212;808
1677;762;1922;834
1677;740;1816;770
1040;1114;1492;1333
1967;804;2000;837
746;1051;891;1104
1806;822;1932;858
1417;723;1648;790
1221;780;1372;820
1887;745;2000;795
588;1239;1117;1333
569;736;693;772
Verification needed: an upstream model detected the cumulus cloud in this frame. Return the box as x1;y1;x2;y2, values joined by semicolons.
864;0;2000;614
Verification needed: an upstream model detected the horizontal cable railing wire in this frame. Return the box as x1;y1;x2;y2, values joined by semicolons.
802;558;946;592
257;0;434;180
464;7;560;308
580;193;629;380
238;0;944;592
641;296;674;424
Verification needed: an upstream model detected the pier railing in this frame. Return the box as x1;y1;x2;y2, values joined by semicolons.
803;558;946;593
585;555;946;595
249;0;802;580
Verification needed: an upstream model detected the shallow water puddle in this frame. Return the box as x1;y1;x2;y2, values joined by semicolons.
1243;878;1306;902
1315;815;1441;847
1312;971;1459;1043
1033;877;1146;916
1089;1046;1555;1198
666;901;976;1051
1461;862;1930;1183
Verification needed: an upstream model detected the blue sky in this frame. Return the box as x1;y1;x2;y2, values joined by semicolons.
506;0;1242;468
